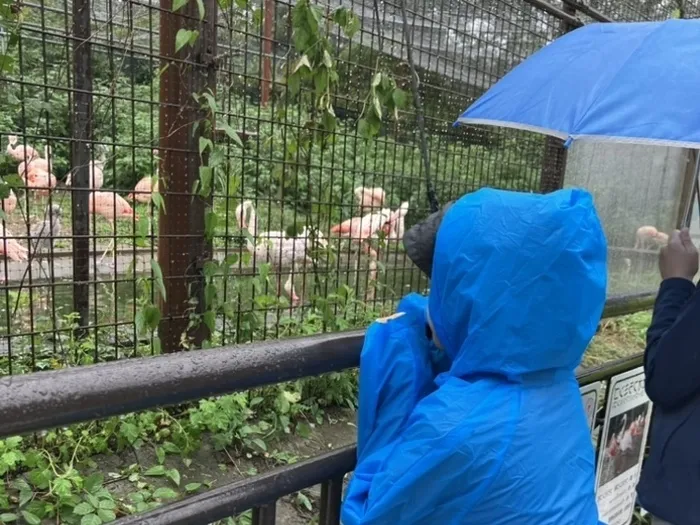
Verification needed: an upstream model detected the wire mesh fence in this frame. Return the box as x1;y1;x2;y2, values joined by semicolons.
0;0;694;374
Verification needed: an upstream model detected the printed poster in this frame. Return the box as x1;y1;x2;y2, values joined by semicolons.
580;381;602;433
595;367;653;525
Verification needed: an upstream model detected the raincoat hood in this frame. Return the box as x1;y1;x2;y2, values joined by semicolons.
342;187;606;525
429;187;607;379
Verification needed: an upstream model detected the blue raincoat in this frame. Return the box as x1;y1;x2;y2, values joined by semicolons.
342;188;607;525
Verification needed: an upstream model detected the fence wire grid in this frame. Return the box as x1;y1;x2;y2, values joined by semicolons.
0;0;695;374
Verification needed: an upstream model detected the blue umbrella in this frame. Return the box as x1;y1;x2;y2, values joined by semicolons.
455;19;700;149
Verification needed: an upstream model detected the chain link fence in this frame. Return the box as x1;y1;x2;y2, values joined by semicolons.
0;0;695;375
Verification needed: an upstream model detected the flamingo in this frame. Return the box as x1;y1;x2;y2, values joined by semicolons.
330;208;392;241
65;149;105;189
129;148;161;203
354;186;386;210
25;165;58;196
6;135;39;163
330;208;391;301
635;225;668;250
1;191;17;216
0;224;28;262
128;177;159;203
283;274;301;307
235;200;325;306
18;145;52;181
382;201;410;242
89;191;138;265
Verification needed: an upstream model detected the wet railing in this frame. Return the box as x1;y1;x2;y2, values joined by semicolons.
0;291;655;524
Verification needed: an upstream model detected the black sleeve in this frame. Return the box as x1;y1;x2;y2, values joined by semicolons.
644;277;700;410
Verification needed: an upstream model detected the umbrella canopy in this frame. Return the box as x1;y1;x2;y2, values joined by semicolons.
455;19;700;148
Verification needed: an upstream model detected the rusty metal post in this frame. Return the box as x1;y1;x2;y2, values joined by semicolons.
539;4;578;193
158;0;217;352
70;0;92;333
261;0;274;106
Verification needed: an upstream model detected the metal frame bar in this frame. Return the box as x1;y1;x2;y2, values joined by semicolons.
0;330;364;438
115;446;357;525
111;352;648;525
0;293;655;439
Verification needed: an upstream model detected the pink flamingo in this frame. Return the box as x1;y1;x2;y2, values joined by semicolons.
1;191;17;216
0;224;28;262
18;145;52;181
635;225;668;250
65;150;105;189
382;201;410;242
354;186;386;211
25;165;57;196
89;191;138;264
330;208;391;301
128;149;160;203
6;135;39;163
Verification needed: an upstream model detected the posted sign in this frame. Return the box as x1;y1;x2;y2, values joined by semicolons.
580;381;602;434
595;367;652;525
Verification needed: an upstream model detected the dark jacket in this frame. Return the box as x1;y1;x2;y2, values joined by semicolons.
637;278;700;525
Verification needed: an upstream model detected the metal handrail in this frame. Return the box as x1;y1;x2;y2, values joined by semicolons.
0;292;656;439
114;352;648;525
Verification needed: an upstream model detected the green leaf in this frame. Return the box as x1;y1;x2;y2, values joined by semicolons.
153;487;178;500
98;499;116;510
144;465;166;477
372;96;383;119
53;478;72;499
251;438;267;451
392;88;408;109
185;483;202;493
172;0;187;11
84;473;104;494
20;512;41;525
151;191;166;214
175;29;193;53
198;166;213;197
293;55;312;74
85;494;101;508
166;469;181;487
80;514;102;525
287;72;301;96
371;72;382;88
97;509;116;523
162;442;180;454
203;311;216;332
199;137;213;155
151;260;167;301
204;210;218;241
218;123;243;148
73;502;95;516
201;90;217;113
195;0;205;19
143;304;161;332
4;174;23;189
296;422;312;438
0;514;18;523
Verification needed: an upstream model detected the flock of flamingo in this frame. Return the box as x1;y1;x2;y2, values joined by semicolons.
235;187;409;306
1;134;674;304
1;136;159;266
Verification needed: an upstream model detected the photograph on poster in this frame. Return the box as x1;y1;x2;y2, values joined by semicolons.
598;404;648;486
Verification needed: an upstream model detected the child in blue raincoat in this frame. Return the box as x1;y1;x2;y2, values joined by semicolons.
342;187;607;525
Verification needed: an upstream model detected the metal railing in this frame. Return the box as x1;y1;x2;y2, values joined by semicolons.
0;291;655;524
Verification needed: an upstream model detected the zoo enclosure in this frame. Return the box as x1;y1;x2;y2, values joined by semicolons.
0;0;697;375
0;291;656;524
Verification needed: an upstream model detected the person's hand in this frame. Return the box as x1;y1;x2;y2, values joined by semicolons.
659;228;699;282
